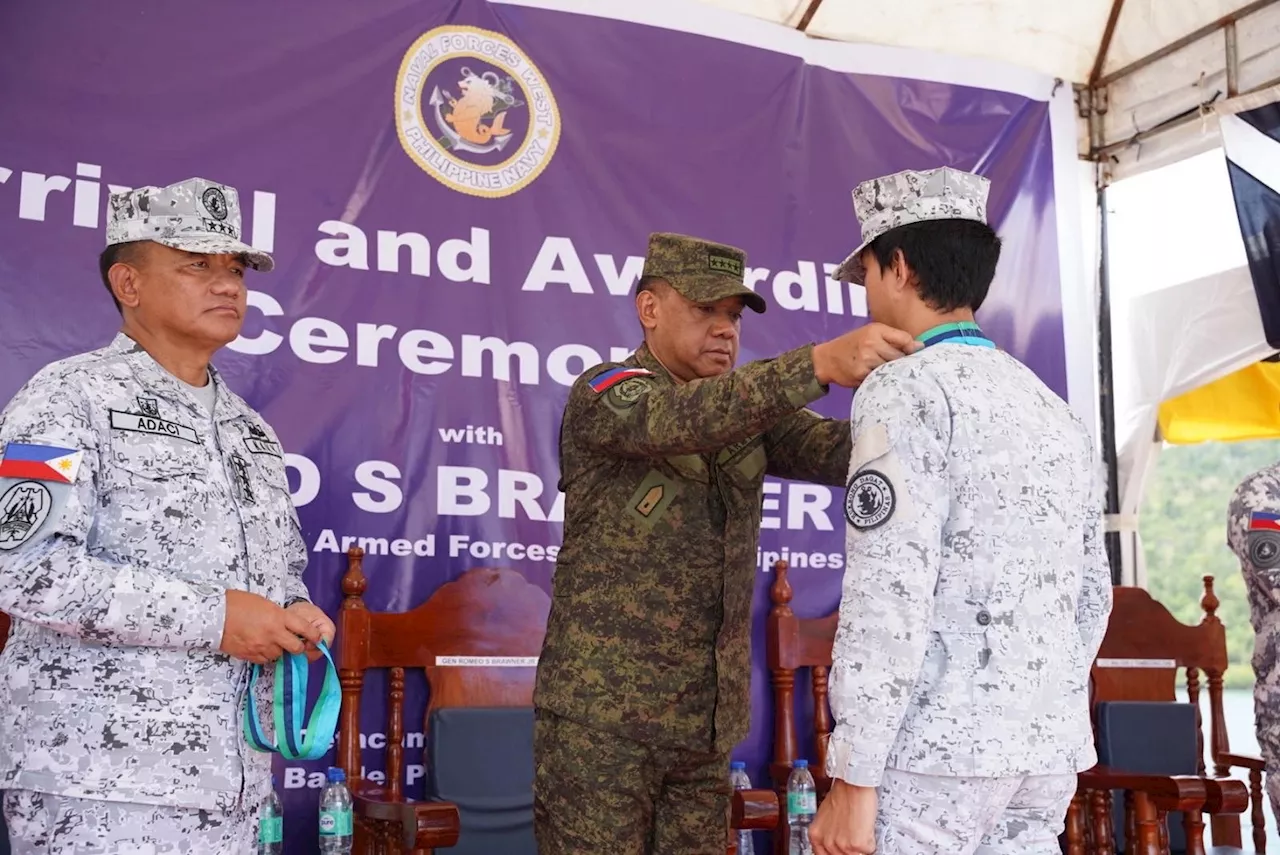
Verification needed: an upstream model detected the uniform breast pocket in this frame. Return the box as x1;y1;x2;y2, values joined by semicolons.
247;452;293;510
105;438;207;527
716;438;767;490
244;452;299;547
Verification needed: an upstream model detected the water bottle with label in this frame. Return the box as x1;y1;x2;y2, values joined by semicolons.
257;775;283;855
319;766;354;854
787;759;816;855
728;761;755;855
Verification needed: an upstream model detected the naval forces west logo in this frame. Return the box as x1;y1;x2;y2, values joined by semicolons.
395;25;561;198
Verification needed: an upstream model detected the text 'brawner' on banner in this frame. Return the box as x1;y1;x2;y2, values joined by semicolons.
282;456;844;531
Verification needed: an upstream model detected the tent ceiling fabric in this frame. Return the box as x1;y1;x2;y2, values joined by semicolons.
696;0;1280;181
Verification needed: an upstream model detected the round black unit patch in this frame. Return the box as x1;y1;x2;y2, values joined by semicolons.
202;186;229;221
845;469;895;531
1249;530;1280;569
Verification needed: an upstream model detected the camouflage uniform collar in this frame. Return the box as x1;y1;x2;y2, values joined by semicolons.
107;332;248;422
633;343;676;383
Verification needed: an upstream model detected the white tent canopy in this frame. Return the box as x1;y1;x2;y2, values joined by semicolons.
698;0;1280;180
683;0;1280;583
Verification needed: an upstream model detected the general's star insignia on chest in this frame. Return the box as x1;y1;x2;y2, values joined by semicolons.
0;480;52;551
845;469;895;531
229;451;256;505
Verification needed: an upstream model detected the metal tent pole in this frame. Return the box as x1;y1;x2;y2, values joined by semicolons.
1096;182;1123;584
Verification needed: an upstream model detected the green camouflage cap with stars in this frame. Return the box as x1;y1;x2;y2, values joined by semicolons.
640;232;765;313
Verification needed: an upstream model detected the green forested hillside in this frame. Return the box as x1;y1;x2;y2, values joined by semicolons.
1140;438;1280;689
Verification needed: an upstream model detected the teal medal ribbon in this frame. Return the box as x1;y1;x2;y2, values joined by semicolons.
917;321;996;349
243;639;341;761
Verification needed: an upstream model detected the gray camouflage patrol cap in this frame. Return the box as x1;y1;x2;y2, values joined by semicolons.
105;177;274;272
834;166;990;284
641;232;765;314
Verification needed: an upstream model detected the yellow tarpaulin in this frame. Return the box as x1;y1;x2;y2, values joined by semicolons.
1158;359;1280;444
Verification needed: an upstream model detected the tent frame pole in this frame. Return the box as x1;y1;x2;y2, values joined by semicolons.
1085;11;1126;586
1096;180;1123;585
1093;0;1277;89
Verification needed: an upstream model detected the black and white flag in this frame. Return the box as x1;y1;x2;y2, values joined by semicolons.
1222;89;1280;347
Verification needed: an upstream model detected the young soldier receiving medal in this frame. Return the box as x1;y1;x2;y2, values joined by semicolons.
809;167;1112;855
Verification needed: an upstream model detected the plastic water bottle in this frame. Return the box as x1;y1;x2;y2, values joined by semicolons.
257;775;283;855
787;759;816;855
728;761;755;855
319;766;354;853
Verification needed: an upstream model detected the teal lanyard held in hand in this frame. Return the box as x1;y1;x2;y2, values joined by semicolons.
243;640;342;761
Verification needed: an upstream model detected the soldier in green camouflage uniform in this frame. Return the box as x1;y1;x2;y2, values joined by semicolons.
533;232;921;854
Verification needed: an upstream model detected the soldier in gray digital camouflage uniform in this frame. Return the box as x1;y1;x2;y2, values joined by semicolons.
0;177;336;853
1228;467;1280;824
808;167;1113;855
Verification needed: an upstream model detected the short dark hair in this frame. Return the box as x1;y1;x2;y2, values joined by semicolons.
867;219;1002;313
98;241;146;314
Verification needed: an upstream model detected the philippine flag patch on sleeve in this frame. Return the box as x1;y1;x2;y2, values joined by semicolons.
0;442;84;484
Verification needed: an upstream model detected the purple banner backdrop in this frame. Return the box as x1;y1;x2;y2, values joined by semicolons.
0;0;1066;849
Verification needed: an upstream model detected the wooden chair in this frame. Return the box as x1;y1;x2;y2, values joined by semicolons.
730;790;781;855
766;557;837;851
336;546;475;853
1064;579;1256;854
336;547;774;854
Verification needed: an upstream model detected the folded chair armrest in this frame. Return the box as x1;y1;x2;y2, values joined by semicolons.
732;789;779;831
1078;765;1209;812
1218;752;1266;772
352;784;461;850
